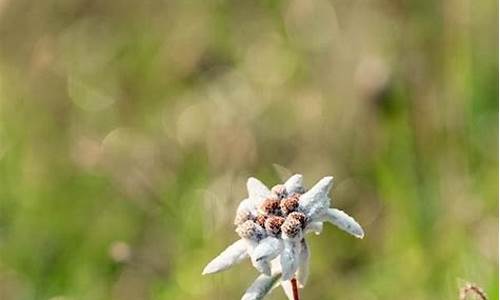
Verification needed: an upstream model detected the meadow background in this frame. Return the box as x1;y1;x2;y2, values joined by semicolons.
0;0;498;299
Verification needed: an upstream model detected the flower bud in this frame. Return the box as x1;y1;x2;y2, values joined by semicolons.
234;210;254;226
280;193;300;215
236;220;265;241
255;214;267;227
259;198;281;216
282;212;307;239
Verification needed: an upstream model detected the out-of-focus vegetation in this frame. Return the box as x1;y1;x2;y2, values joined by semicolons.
0;0;497;299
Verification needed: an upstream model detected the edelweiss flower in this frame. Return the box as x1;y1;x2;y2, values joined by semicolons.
202;174;364;300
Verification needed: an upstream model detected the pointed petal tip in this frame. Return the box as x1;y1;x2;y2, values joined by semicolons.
202;262;222;275
246;177;271;202
323;208;366;239
300;176;334;197
247;176;258;183
247;177;265;189
322;176;334;185
314;176;334;193
352;223;365;239
246;177;259;189
288;174;303;184
201;266;212;275
284;174;306;195
347;227;365;239
298;177;334;215
201;239;249;275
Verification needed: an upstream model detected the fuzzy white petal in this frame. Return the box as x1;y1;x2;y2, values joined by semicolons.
247;177;271;206
299;176;333;218
202;239;249;275
252;237;284;263
253;260;272;276
270;257;283;275
323;208;364;238
296;239;310;287
236;198;258;216
284;174;305;195
246;239;272;276
241;273;282;300
280;240;300;280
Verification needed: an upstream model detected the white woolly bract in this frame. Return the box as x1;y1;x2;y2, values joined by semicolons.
236;198;258;217
283;174;305;195
322;208;364;238
296;239;310;287
202;239;249;275
299;176;333;219
251;236;284;263
247;177;271;206
253;260;271;276
280;239;300;280
246;239;272;275
241;273;282;300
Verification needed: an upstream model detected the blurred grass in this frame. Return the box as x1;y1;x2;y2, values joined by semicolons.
0;0;497;299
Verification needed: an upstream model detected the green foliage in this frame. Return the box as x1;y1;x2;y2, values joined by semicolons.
0;0;497;299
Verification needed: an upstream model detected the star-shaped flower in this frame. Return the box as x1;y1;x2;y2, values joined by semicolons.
202;174;364;300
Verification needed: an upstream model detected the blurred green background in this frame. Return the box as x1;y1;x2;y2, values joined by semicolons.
0;0;497;299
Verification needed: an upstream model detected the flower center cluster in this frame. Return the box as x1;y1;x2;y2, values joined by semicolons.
235;184;307;241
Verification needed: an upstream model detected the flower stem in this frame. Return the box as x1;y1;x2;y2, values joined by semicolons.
291;277;300;300
459;282;487;300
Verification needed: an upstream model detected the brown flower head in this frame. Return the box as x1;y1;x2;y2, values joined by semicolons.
234;210;254;226
255;214;267;227
236;220;265;241
259;198;281;216
281;212;307;239
264;216;285;237
280;193;300;215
